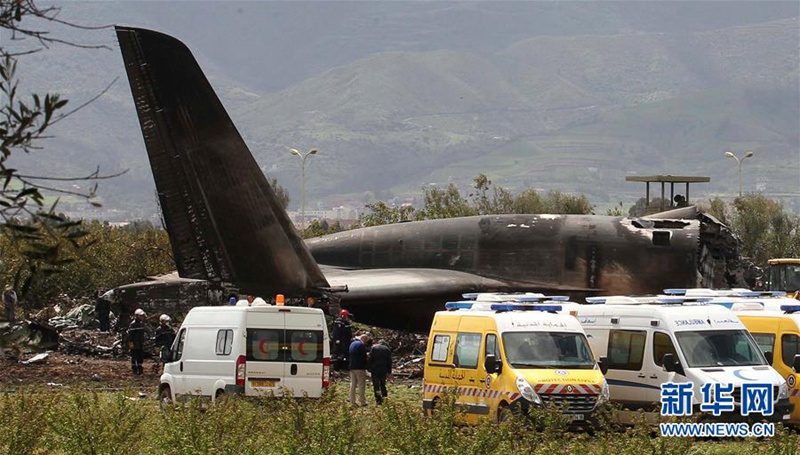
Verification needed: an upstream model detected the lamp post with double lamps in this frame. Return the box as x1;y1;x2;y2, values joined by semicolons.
289;147;318;232
724;150;754;197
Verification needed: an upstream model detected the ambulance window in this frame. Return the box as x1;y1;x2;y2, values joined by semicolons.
288;330;323;362
247;329;282;361
652;332;677;367
607;330;645;370
751;333;775;359
781;334;800;367
485;334;500;360
455;333;481;369
173;328;186;361
215;329;233;355
431;335;450;362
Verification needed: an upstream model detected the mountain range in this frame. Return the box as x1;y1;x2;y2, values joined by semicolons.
12;1;800;219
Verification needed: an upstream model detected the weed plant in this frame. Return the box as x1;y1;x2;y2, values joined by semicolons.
0;384;798;454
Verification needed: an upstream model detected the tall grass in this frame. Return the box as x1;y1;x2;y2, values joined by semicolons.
0;385;796;454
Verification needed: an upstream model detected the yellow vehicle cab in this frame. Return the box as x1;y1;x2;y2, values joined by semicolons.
422;295;609;424
736;303;800;423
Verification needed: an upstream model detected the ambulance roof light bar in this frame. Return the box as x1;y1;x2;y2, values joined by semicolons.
585;296;711;305
664;288;787;298
462;293;570;302
781;305;800;314
489;304;563;313
444;302;474;311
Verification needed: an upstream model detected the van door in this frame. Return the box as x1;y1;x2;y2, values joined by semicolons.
423;330;456;411
168;327;188;397
245;315;285;397
605;329;651;409
283;312;326;397
750;333;777;367
454;317;486;421
646;331;681;403
481;332;503;415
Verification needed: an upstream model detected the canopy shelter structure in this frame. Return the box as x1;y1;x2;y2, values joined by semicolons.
625;175;710;215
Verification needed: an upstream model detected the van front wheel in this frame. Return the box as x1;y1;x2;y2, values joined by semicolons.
159;387;173;410
427;397;441;417
497;403;512;423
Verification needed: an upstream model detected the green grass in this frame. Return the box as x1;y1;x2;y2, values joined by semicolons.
0;381;798;454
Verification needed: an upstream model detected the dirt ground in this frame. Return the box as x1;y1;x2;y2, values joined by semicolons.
0;350;162;392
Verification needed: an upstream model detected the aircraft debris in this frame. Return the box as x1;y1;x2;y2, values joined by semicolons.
20;352;49;365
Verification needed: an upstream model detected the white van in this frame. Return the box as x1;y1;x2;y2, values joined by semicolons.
159;303;330;404
570;296;790;421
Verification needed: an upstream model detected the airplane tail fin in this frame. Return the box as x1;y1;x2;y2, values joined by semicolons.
115;26;329;296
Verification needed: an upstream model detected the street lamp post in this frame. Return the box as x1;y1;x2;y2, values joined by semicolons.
724;150;754;197
289;147;318;231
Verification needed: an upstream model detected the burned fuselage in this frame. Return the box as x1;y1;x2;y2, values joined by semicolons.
304;213;741;330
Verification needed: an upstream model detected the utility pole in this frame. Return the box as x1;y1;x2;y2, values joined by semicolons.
289;147;318;231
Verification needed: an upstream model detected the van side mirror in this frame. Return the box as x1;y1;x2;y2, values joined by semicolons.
764;351;774;365
598;356;609;375
484;354;502;374
793;354;800;373
662;353;676;372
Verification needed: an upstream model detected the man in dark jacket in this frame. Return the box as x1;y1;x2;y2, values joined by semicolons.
95;289;112;332
128;308;147;375
368;339;392;404
332;309;353;371
348;333;370;407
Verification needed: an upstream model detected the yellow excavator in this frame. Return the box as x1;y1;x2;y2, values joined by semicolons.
766;258;800;299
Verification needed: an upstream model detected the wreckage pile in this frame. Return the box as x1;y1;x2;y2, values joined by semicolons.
2;298;426;377
366;327;427;378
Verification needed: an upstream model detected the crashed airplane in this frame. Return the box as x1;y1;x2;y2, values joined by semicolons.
115;26;744;332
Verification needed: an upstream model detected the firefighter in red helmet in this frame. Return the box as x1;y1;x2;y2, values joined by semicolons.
332;309;353;371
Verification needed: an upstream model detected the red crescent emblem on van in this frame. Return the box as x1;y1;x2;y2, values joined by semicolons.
259;339;270;354
298;341;307;355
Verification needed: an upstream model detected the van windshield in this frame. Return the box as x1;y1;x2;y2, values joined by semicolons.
676;330;767;368
502;332;596;369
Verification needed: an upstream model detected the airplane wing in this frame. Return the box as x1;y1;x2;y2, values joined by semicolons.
116;26;329;295
319;266;597;330
320;266;596;299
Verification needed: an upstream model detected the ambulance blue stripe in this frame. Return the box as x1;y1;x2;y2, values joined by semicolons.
606;379;662;390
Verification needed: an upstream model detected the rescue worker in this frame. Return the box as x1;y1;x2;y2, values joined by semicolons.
367;339;392;405
3;285;16;325
332;309;353;371
154;314;176;364
349;333;370;407
95;289;112;332
128;308;147;375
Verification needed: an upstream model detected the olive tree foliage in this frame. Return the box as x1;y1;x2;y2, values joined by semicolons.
359;174;594;227
0;220;175;305
702;194;800;264
268;177;290;210
0;2;118;298
302;219;345;238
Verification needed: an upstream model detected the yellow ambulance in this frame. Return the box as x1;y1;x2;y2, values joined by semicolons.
736;303;800;423
422;296;609;424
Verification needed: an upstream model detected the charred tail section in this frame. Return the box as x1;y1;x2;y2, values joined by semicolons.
116;26;329;296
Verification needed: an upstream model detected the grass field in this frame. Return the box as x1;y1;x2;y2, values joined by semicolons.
0;379;797;454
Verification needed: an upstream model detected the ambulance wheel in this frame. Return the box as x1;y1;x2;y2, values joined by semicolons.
497;403;512;423
158;386;172;410
428;397;441;417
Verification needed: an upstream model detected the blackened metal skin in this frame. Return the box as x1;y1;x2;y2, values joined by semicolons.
116;26;328;295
